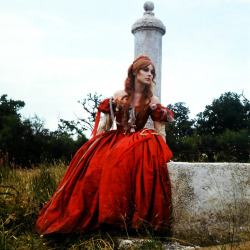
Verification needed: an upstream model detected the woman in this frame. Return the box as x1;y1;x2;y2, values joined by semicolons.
35;55;174;235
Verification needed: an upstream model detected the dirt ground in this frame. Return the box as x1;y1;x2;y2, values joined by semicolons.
197;241;250;250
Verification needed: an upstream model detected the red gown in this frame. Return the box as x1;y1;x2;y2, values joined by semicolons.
35;98;174;234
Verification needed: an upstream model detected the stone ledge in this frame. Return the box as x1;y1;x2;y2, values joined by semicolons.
167;162;250;244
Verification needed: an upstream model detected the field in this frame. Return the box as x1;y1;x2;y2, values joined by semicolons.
0;160;170;249
0;157;249;249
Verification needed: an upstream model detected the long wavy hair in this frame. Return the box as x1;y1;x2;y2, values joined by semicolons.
122;55;156;126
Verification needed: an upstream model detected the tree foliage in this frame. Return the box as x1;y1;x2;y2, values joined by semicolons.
195;92;249;134
165;102;195;154
1;91;249;165
59;92;102;136
166;92;249;162
0;94;88;167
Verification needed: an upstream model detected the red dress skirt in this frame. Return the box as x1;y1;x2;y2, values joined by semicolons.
35;99;174;234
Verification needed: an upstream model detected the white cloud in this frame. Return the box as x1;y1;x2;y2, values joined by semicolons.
0;14;44;57
0;54;132;131
0;0;249;132
29;11;72;28
162;0;250;7
162;55;249;118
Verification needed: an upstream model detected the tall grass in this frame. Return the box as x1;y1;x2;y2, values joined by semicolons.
0;155;249;249
0;157;69;249
0;158;187;249
0;160;164;249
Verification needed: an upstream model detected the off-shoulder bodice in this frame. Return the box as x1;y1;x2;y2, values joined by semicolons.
94;98;174;135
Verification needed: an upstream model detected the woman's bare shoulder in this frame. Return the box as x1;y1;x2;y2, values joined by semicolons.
113;89;127;99
151;95;160;104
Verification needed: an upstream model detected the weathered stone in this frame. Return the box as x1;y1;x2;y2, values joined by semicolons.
117;238;194;249
168;162;250;244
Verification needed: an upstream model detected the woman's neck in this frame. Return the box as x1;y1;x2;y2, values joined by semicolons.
134;80;145;94
130;81;146;106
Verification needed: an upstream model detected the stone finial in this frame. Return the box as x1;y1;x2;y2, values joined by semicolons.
131;1;166;35
144;1;154;12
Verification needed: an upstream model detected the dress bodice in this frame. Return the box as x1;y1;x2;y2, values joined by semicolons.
94;98;174;135
115;103;151;132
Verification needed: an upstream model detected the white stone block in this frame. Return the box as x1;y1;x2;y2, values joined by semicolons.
168;162;250;244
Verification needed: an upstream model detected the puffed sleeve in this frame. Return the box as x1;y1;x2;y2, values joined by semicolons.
91;98;116;137
98;98;111;113
150;104;174;123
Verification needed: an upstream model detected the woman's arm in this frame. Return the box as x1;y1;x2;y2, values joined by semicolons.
154;121;166;142
150;95;172;142
96;113;113;135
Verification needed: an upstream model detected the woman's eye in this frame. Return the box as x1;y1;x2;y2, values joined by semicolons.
151;70;155;75
143;68;149;72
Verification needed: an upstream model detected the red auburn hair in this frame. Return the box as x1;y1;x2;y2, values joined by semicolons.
122;55;156;124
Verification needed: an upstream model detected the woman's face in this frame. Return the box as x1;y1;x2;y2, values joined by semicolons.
135;64;155;85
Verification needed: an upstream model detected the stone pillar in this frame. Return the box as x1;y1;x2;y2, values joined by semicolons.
131;1;166;101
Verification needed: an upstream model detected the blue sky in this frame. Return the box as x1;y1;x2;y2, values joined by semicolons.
0;0;249;135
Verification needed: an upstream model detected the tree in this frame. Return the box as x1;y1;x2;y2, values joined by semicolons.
195;92;249;134
0;94;88;167
0;94;28;165
59;92;102;136
165;102;195;157
0;94;25;116
192;92;250;162
165;102;194;141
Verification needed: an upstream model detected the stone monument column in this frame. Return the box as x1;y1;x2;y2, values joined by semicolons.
131;1;166;101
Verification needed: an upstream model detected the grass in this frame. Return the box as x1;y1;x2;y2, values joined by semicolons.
0;160;67;249
0;160;170;249
0;157;249;249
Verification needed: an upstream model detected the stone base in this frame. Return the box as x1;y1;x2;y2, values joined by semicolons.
168;162;250;245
